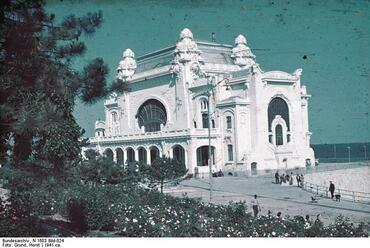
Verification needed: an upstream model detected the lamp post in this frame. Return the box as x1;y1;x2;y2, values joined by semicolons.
203;75;230;202
347;146;351;163
364;145;367;161
207;89;213;202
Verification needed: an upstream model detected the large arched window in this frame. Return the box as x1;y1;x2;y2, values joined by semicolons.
268;97;290;132
137;99;167;132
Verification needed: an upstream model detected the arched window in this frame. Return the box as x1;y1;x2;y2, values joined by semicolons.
150;146;160;163
173;145;185;164
227;144;233;161
200;98;210;129
137;99;167;132
196;146;215;167
138;147;147;164
116;148;124;165
202;113;209;128
268;97;290;131
251;162;257;176
226;116;232;129
111;112;118;123
127;148;135;162
275;124;283;146
104;148;113;162
200;99;208;111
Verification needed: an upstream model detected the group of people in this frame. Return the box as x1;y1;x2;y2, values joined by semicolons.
250;194;278;219
251;194;323;227
274;171;304;187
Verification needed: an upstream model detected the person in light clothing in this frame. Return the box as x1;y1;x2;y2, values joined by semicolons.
251;194;261;217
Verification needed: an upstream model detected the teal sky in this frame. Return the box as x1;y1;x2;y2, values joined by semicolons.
46;0;370;144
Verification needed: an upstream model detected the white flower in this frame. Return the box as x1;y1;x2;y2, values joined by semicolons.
272;231;276;236
133;218;138;223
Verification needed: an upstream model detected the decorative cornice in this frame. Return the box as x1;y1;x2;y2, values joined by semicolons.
130;65;172;83
262;70;299;83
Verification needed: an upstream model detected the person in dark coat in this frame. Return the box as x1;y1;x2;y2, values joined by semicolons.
275;171;280;184
296;174;301;187
329;181;335;199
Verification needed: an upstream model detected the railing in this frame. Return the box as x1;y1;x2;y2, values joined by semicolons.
89;128;191;143
302;181;370;203
89;128;222;144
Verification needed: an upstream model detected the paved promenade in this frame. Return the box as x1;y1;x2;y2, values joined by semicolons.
165;172;370;226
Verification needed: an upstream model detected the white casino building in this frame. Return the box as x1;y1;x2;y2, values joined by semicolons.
88;28;315;176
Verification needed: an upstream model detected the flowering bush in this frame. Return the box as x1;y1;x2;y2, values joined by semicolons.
54;184;368;237
1;166;368;237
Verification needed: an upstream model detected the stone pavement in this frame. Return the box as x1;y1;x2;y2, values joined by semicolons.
164;175;370;226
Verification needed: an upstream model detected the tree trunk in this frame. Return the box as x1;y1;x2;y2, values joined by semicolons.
160;179;164;193
12;133;32;165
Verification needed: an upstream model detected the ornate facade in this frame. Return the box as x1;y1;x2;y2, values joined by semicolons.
87;28;315;176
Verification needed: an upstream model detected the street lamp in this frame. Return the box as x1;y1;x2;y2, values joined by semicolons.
364;145;367;161
195;75;230;202
347;146;351;163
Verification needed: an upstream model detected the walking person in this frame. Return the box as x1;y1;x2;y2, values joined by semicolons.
251;194;261;217
275;171;280;184
300;174;304;187
289;172;294;185
296;174;301;187
281;174;286;184
329;181;335;199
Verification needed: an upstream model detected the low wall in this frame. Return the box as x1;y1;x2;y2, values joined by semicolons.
304;166;370;193
303;164;370;202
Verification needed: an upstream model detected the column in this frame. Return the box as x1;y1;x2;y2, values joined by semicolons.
147;149;151;165
134;149;139;162
113;149;117;163
123;149;127;164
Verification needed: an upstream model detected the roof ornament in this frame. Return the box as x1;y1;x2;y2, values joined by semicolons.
171;28;206;80
231;34;256;67
117;48;137;82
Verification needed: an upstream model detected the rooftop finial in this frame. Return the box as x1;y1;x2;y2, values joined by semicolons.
123;48;135;58
171;28;205;81
117;48;137;81
180;28;193;40
231;34;255;67
235;34;247;45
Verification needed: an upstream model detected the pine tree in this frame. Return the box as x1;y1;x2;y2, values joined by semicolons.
148;156;188;193
0;0;127;171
